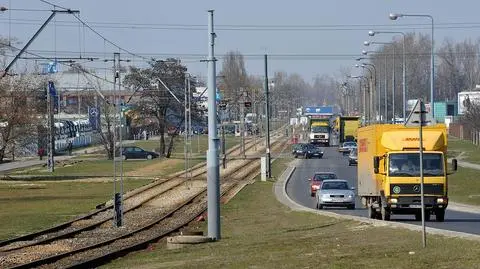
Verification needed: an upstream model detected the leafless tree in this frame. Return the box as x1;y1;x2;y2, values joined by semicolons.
218;51;249;121
0;75;46;161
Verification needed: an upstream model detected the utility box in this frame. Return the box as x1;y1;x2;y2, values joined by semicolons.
261;157;267;181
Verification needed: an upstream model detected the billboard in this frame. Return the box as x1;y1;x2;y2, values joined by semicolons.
458;91;480;115
304;106;334;115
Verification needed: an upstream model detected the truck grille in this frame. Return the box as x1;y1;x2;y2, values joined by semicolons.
390;184;444;195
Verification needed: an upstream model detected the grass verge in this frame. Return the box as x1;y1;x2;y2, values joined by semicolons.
103;159;480;269
448;138;480;163
449;167;480;206
0;179;152;241
8;136;240;177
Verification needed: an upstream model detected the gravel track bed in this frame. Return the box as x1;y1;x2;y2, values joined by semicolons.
1;135;287;268
0;180;207;268
42;174;250;269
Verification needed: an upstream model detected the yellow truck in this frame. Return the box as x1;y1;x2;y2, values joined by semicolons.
357;124;457;222
339;116;360;143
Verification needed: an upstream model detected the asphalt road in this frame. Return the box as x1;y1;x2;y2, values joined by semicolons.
286;147;480;235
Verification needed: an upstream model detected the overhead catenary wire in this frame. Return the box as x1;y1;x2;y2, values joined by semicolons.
4;18;480;31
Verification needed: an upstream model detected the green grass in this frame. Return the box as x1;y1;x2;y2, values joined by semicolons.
8;136;241;177
9;159;165;177
448;138;480;163
0;179;152;241
449;167;480;206
103;159;480;269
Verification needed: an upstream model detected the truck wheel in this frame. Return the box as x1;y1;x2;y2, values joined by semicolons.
381;207;391;221
435;208;445;222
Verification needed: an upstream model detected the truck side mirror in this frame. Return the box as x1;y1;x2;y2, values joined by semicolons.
452;159;458;171
373;156;380;174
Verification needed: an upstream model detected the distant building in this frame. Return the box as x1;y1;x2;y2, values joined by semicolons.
50;68;140;114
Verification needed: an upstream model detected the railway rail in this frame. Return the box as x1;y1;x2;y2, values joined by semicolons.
0;129;289;268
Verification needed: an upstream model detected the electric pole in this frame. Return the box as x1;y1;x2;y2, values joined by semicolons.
264;54;271;178
47;81;55;172
113;52;124;227
240;88;246;158
207;10;220;240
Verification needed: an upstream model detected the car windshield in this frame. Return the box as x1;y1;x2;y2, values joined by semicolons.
321;181;349;190
389;153;444;177
311;126;329;133
313;173;336;181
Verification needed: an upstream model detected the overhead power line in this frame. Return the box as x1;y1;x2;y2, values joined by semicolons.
4;18;480;31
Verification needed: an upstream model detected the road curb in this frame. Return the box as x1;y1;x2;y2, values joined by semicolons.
448;202;480;214
274;160;480;242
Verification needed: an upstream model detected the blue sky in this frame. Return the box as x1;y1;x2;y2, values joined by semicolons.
1;0;479;82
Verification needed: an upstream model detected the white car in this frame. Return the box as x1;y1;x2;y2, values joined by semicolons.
339;141;357;155
315;179;356;209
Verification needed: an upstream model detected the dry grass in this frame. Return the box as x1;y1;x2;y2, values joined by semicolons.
103;159;480;269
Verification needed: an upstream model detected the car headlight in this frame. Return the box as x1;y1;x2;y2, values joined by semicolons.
348;193;354;198
322;194;330;198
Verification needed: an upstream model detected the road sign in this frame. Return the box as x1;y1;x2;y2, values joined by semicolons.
404;99;436;127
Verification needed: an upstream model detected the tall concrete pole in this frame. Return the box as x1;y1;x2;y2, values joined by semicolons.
207;10;220;240
384;53;388;123
392;46;396;123
430;17;435;118
402;36;406;120
47;82;55;172
264;54;271;178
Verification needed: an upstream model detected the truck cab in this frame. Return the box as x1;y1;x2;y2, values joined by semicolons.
309;124;330;146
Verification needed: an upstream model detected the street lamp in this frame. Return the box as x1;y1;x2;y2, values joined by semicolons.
347;75;369;123
369;30;407;121
365;40;395;123
356;62;377;122
390;13;434;118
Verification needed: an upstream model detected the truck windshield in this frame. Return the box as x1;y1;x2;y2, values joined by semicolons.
311;126;329;133
389;153;444;177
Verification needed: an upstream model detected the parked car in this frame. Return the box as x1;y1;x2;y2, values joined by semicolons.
339;141;357;155
315;179;356;209
308;172;338;197
348;148;358;166
121;146;159;160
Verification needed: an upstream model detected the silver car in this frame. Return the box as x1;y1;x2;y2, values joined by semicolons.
315;179;356;209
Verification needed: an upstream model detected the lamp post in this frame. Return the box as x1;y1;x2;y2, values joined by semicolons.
356;61;377;122
348;75;369;123
369;30;407;120
390;13;434;118
365;41;395;122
